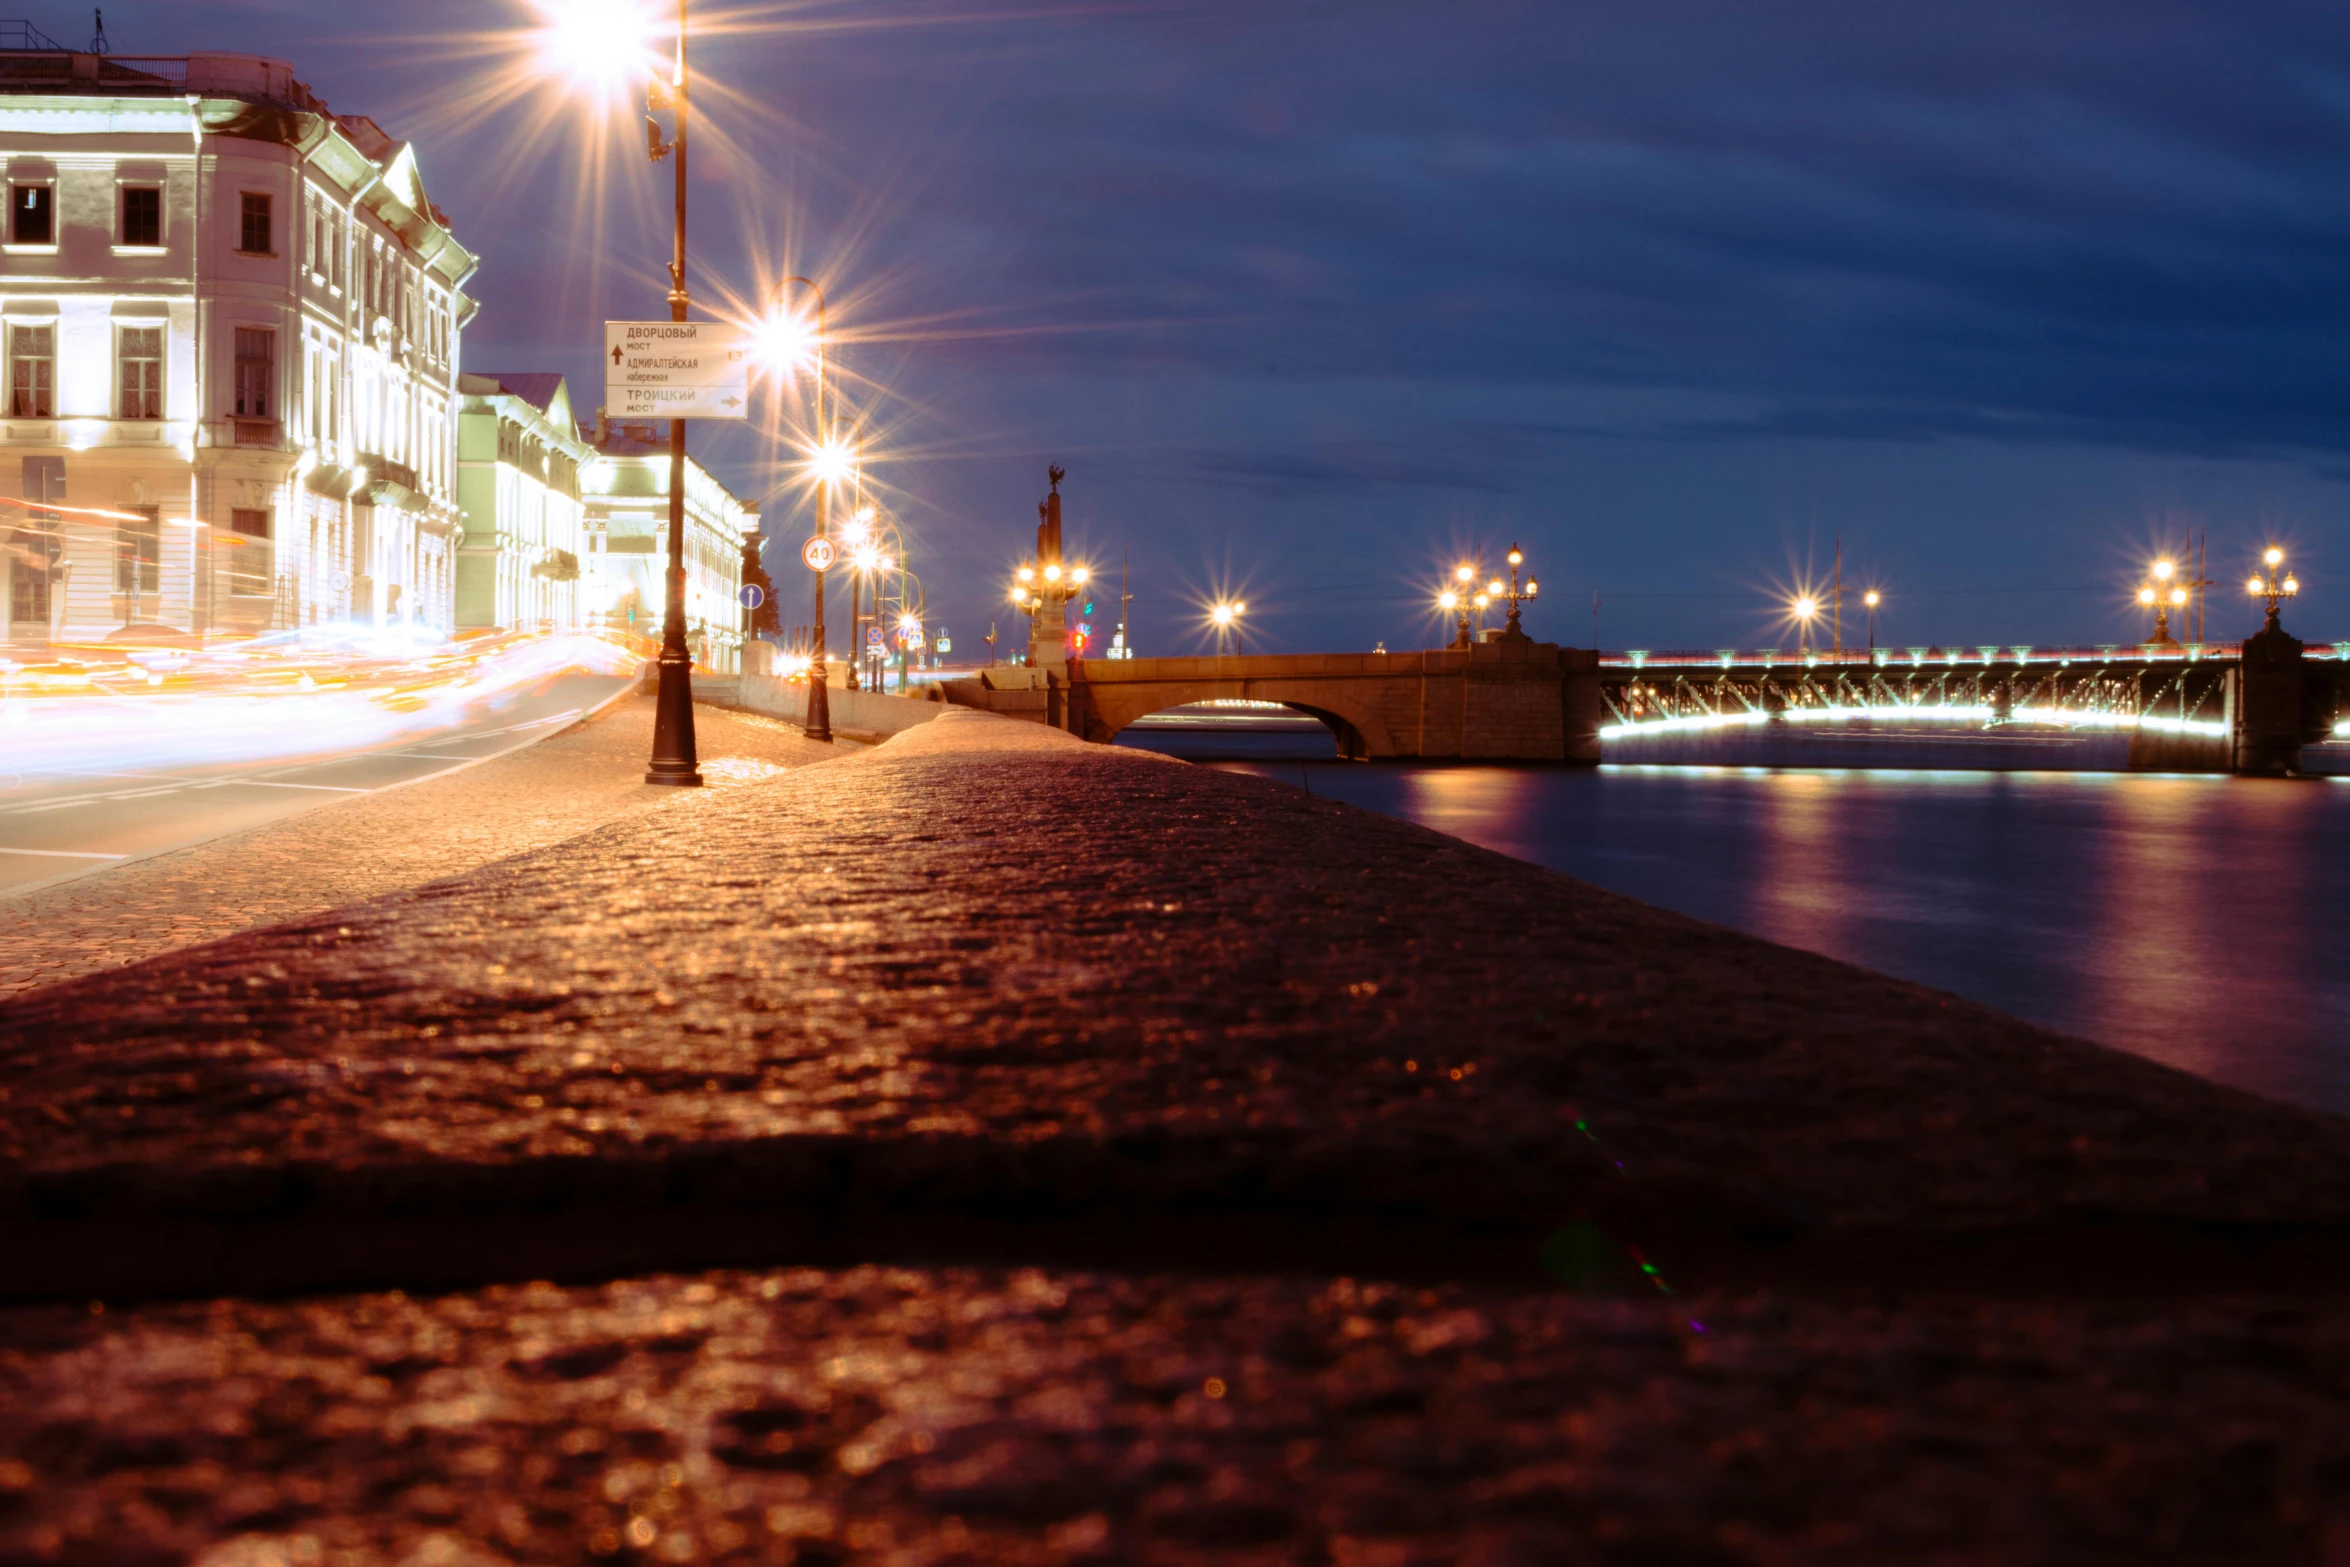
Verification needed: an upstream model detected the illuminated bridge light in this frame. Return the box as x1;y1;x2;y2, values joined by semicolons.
1598;711;1770;741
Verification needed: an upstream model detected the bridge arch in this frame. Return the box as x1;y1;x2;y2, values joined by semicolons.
1075;672;1387;759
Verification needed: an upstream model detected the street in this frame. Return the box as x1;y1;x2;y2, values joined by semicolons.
0;668;633;896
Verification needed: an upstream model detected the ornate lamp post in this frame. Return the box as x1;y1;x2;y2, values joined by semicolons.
1210;599;1247;656
1447;563;1477;649
2245;546;2299;629
2137;556;2187;646
1493;543;1540;640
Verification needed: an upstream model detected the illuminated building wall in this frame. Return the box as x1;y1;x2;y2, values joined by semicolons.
0;51;477;647
579;420;756;673
454;373;589;632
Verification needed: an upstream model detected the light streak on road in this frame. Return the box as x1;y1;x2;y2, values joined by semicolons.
0;630;641;783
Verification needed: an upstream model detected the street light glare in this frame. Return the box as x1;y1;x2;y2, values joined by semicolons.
2246;577;2265;594
2152;558;2174;581
755;308;818;376
1864;590;1881;607
1455;564;1474;584
2266;546;2285;568
1438;590;1459;611
1211;603;1235;627
533;0;661;98
1794;596;1818;620
804;436;857;487
2139;587;2157;605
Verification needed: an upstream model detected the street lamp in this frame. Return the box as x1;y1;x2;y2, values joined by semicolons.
768;275;832;740
1863;588;1881;651
1211;599;1246;655
1493;543;1539;640
1793;594;1818;652
2247;545;2299;630
2138;556;2181;644
1447;563;1478;649
535;0;704;784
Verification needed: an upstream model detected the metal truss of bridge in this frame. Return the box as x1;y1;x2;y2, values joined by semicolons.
1597;639;2348;773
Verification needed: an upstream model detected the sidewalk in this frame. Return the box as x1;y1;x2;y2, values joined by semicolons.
3;710;2347;1562
0;697;838;996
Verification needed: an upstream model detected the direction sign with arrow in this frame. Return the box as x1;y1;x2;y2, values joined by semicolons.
604;321;751;421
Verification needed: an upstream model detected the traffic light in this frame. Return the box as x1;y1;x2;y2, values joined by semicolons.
1083;599;1094;617
1070;630;1088;652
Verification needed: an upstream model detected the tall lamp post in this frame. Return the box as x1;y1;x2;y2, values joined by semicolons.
1793;594;1819;652
1863;588;1881;652
2245;546;2299;630
637;0;700;786
768;275;833;742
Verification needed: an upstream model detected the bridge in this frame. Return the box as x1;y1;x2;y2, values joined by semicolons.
947;641;1601;761
939;620;2350;775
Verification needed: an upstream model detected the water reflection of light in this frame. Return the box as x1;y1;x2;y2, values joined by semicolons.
1395;768;1546;864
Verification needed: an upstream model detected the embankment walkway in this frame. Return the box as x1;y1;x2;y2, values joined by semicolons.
3;710;2348;1561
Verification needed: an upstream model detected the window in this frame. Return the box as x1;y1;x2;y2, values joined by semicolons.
120;186;161;247
233;327;274;419
118;326;162;419
115;505;161;596
11;185;52;246
9;324;53;417
227;508;272;596
238;192;271;255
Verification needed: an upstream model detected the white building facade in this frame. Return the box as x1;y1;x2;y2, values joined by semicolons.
455;373;588;632
582;420;755;673
0;50;476;647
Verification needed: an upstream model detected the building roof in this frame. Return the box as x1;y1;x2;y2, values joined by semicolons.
468;373;570;416
0;47;477;297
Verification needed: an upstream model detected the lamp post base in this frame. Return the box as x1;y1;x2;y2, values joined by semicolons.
644;655;704;788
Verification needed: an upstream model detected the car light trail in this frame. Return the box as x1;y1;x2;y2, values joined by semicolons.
0;630;640;782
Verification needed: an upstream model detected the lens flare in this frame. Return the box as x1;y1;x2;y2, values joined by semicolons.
532;0;664;102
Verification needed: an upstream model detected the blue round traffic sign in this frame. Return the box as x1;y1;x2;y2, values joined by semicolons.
739;584;765;609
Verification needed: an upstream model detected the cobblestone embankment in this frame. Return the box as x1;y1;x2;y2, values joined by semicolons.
4;710;2349;1562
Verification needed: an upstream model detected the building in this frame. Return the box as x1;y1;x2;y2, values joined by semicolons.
454;373;588;632
0;46;476;647
580;419;756;672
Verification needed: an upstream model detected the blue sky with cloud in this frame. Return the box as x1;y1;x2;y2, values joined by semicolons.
85;0;2350;652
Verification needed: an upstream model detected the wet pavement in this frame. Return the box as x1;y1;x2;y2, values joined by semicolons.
3;711;2348;1562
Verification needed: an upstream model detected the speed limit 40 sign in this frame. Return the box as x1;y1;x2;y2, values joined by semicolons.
802;536;837;571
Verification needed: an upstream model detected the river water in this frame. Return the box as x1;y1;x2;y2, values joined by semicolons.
1119;715;2350;1116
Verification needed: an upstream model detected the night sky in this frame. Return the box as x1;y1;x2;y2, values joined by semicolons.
81;1;2350;655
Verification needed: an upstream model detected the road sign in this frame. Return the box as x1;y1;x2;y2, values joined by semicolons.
866;624;885;650
738;583;764;610
605;321;750;421
801;536;836;571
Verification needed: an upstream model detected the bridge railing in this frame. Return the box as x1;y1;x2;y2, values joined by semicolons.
1598;643;2285;670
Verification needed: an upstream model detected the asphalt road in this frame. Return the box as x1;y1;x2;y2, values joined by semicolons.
0;671;633;896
